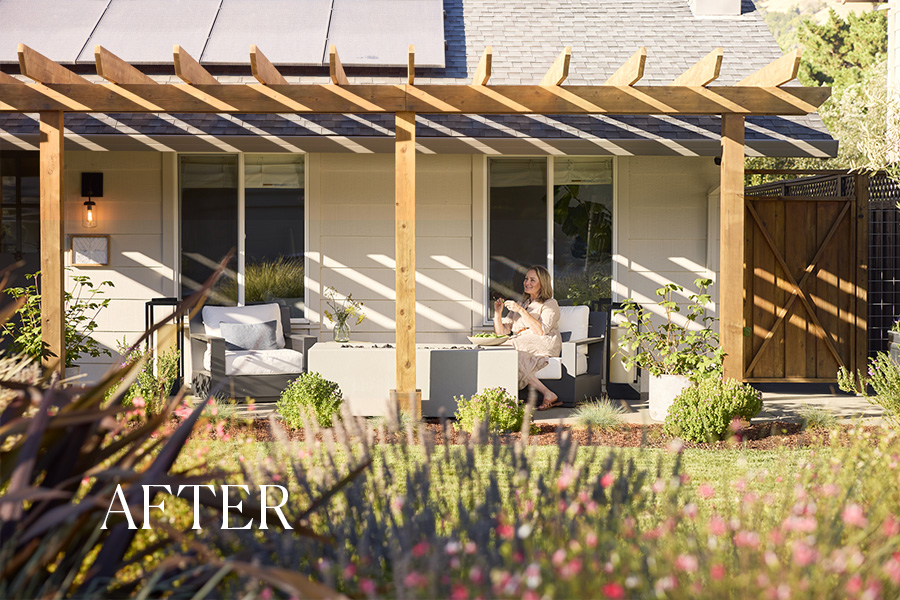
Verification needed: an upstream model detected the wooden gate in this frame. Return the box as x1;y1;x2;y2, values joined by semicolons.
743;174;868;382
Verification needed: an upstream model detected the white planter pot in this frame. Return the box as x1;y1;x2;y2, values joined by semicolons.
648;374;691;422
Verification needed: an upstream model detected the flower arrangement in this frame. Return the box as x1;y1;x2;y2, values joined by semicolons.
614;277;723;379
323;286;365;329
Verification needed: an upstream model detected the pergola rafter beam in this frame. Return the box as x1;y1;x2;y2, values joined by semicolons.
671;47;723;86
0;71;20;84
18;44;89;85
329;46;349;85
472;46;492;86
604;47;646;86
0;83;830;114
95;46;156;85
738;48;801;87
250;45;288;85
541;47;571;86
174;45;219;85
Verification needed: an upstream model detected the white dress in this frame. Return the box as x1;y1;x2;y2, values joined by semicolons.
502;298;562;389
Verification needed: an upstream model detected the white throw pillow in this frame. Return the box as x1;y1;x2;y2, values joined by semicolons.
202;303;285;349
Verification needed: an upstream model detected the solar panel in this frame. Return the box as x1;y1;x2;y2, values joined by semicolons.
202;0;332;65
75;0;221;64
0;0;108;63
326;0;445;68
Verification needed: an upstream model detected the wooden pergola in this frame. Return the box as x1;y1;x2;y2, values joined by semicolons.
0;43;827;401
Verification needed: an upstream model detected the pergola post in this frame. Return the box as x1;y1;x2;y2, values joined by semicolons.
720;114;745;380
39;111;66;375
394;111;419;414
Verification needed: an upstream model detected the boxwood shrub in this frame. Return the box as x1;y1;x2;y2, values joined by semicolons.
454;386;524;434
664;376;763;442
278;371;343;428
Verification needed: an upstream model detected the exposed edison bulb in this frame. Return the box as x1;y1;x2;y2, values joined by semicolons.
83;199;97;229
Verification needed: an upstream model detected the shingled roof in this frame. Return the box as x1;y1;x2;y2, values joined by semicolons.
0;0;837;156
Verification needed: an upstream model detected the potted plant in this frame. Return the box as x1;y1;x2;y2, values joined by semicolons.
323;286;365;342
614;278;724;421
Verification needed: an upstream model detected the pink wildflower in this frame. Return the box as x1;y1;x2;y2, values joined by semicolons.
709;515;727;536
412;541;429;557
792;541;818;566
560;559;582;579
132;396;145;408
497;523;514;539
259;588;273;600
552;549;566;567
404;572;428;589
465;541;476;554
734;530;760;549
822;483;840;497
683;503;698;519
846;575;863;595
450;585;469;600
359;579;376;595
175;404;192;420
698;483;715;499
601;472;614;488
842;504;869;528
557;465;577;491
602;583;625;599
733;479;747;493
710;564;726;580
883;553;900;585
675;554;699;573
523;591;540;600
585;532;598;548
469;566;483;584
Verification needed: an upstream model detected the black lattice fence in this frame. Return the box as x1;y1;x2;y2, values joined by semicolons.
746;172;900;358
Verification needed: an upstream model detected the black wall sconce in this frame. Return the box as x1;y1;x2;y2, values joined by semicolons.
81;172;102;229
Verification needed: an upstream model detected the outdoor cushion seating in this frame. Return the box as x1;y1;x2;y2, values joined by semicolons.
189;302;316;401
534;305;607;407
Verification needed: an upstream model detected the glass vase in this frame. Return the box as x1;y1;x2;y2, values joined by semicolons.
333;322;350;343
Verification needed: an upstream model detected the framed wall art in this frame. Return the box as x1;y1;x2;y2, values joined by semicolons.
71;235;110;266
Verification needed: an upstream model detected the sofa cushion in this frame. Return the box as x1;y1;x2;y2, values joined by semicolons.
203;348;305;376
558;305;589;342
535;353;588;379
203;303;285;348
220;320;278;351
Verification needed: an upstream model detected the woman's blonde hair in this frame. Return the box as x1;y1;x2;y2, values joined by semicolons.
524;265;554;303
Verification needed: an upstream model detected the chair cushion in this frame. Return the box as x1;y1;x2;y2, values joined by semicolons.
535;357;562;379
203;348;305;376
535;352;588;379
558;305;589;341
220;320;278;351
203;303;285;348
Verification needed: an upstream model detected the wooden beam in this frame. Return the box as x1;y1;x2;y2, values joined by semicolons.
0;71;20;84
738;49;801;87
541;47;571;86
672;47;723;86
604;47;647;86
0;83;832;115
95;45;156;85
395;111;417;411
329;46;349;86
720;114;745;381
249;45;288;85
472;46;492;86
408;45;415;85
39;111;66;376
18;44;89;85
173;45;219;85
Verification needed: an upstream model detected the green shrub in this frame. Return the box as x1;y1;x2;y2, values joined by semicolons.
105;339;180;416
664;377;763;442
278;371;343;428
838;351;900;425
454;386;524;434
1;270;113;368
573;397;626;429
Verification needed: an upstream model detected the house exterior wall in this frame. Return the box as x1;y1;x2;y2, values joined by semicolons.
60;150;721;383
64;151;176;382
613;156;721;325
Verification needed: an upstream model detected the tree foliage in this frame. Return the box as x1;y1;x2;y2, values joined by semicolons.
797;8;888;89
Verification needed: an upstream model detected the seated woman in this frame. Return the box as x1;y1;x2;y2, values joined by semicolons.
493;265;562;410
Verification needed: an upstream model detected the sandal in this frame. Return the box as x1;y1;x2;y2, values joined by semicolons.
536;399;562;411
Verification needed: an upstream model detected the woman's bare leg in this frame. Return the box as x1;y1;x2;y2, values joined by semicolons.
526;375;558;408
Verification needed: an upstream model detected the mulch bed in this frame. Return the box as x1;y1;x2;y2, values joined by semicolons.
203;419;886;451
